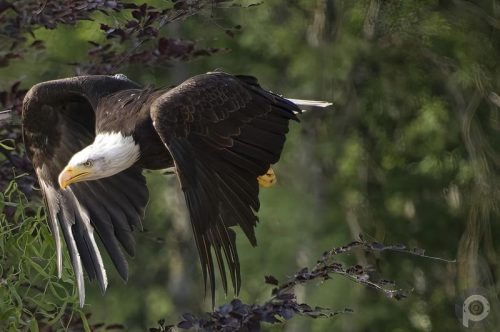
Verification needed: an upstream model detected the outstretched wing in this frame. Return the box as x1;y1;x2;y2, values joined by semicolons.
150;72;300;303
22;75;149;306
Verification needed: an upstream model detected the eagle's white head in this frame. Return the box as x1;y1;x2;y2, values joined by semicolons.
58;132;140;189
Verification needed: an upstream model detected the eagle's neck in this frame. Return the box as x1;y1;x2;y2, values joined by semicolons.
92;132;140;169
86;132;140;178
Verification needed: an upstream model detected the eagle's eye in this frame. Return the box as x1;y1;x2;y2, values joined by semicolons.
83;160;93;167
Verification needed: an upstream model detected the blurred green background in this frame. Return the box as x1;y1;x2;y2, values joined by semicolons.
2;0;500;331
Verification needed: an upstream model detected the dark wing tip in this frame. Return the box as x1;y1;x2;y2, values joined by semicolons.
150;72;298;307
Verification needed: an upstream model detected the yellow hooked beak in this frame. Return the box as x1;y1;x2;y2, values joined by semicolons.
58;165;91;190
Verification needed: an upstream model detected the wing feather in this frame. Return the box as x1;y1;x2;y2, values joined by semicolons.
59;214;86;307
150;72;300;304
22;75;148;306
63;188;108;292
39;179;63;277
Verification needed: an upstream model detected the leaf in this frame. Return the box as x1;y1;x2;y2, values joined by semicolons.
132;10;143;20
0;139;16;151
264;275;279;285
177;320;193;329
30;40;45;49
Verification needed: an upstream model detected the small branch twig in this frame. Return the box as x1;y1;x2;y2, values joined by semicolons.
0;110;12;123
151;236;452;331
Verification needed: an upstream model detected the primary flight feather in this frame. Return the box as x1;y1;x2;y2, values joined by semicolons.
22;72;331;306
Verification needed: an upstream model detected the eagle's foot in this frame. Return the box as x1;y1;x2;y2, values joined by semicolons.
258;168;277;188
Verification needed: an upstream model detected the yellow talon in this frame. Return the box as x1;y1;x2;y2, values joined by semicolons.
258;167;277;188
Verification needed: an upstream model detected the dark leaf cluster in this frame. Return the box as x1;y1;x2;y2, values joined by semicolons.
0;0;240;73
81;35;225;75
150;236;431;331
0;0;123;68
72;0;238;74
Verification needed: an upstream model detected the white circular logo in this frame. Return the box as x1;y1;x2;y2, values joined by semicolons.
462;294;490;328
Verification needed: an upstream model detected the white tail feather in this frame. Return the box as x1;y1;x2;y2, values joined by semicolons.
286;98;333;113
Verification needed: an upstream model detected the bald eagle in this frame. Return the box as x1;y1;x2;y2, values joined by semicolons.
22;72;330;306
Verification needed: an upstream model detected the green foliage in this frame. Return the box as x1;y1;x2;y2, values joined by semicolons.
0;177;85;332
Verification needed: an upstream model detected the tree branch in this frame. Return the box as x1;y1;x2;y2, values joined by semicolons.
151;236;451;331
